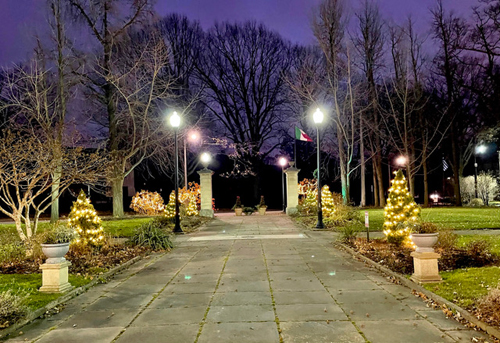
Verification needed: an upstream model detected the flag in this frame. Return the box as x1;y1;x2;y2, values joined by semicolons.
295;127;313;142
443;158;449;172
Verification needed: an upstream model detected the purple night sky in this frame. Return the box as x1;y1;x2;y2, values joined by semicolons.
0;0;477;67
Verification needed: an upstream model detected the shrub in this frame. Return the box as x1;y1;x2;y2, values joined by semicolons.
478;288;500;323
130;220;173;251
435;230;458;251
130;190;165;215
152;216;174;229
413;222;438;234
256;195;267;209
298;178;318;215
0;291;28;327
42;223;78;244
469;198;484;207
0;234;26;264
339;223;362;244
438;238;499;270
243;207;255;215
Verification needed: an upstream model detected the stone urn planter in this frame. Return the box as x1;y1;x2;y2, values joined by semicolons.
234;208;243;216
258;207;266;215
410;233;438;253
41;243;70;264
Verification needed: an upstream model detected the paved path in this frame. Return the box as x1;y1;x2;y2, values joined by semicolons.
5;213;490;343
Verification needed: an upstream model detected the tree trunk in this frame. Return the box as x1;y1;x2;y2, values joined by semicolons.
112;176;124;218
14;215;27;242
451;124;462;206
337;124;349;204
423;155;429;207
360;120;366;207
50;165;62;223
376;154;385;206
373;162;379;207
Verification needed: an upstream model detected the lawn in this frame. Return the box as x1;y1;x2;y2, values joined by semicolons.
457;235;500;255
0;216;153;240
0;274;91;310
364;207;500;231
423;266;500;308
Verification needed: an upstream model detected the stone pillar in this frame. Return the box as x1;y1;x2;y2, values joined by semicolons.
39;261;73;293
285;167;300;215
198;168;214;218
410;252;442;283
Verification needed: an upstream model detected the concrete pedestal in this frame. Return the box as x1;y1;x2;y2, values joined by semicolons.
285;167;300;215
198;168;214;218
410;252;442;284
39;261;73;293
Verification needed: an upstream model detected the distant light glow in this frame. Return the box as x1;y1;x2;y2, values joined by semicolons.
329;271;336;276
476;145;487;154
395;155;407;166
184;275;192;280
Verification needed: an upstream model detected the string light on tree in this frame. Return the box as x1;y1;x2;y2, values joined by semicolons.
383;170;421;244
321;185;335;217
68;190;104;246
164;191;177;219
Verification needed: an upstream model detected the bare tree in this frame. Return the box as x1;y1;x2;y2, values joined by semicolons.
312;0;362;204
68;0;154;217
353;0;385;206
195;22;293;200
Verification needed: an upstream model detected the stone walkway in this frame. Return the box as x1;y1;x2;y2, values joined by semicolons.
5;212;490;343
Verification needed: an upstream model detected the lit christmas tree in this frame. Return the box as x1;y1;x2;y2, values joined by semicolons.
301;187;318;215
383;170;421;244
164;191;176;219
321;185;335;217
185;194;199;216
68;190;105;247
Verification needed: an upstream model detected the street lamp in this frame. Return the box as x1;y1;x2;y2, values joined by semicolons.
184;130;200;189
279;157;288;213
169;111;182;233
313;108;324;229
200;152;211;169
475;144;487;199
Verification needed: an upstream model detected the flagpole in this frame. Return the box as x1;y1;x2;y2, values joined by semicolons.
294;138;297;169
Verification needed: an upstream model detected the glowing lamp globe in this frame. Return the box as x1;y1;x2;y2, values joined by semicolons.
395;155;407;166
279;157;287;167
169;111;181;128
201;152;211;167
313;108;324;124
476;145;487;154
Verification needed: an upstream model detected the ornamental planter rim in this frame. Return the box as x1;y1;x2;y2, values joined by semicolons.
410;232;438;253
41;242;70;264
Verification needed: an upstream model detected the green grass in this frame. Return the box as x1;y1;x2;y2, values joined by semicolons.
364;207;500;231
423;266;500;308
0;274;91;310
101;218;152;237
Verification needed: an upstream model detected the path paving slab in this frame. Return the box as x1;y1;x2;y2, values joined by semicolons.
275;303;346;321
273;291;336;305
114;324;199;343
280;321;365;343
357;320;455;343
151;292;213;308
206;304;275;322
35;327;123;343
131;307;207;326
197;322;279;343
211;291;272;306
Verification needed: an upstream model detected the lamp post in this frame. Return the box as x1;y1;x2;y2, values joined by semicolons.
169;111;182;233
313;108;324;229
279;157;288;213
184;131;200;190
474;144;487;199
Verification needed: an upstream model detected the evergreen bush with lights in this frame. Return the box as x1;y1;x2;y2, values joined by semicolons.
130;190;165;215
383;170;421;245
298;178;318;215
164;191;176;219
68;190;105;247
321;185;335;217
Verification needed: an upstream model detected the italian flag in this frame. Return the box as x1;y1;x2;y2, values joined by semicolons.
295;127;313;142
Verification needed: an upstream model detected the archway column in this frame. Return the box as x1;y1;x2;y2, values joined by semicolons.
285;166;300;215
198;168;214;218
